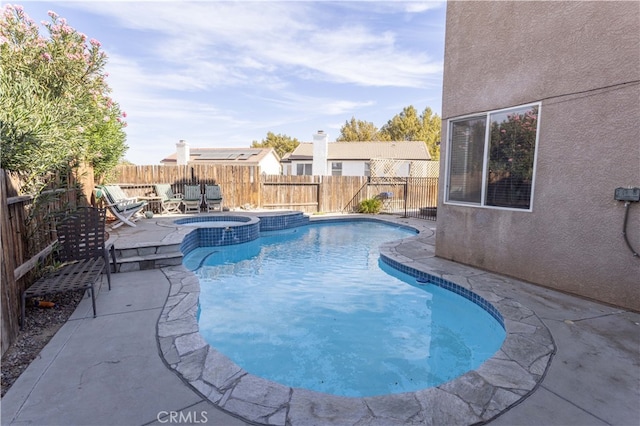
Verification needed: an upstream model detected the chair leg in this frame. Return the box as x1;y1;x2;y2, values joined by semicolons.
111;219;126;229
90;285;97;318
110;245;117;274
103;244;115;289
112;212;138;228
104;253;112;291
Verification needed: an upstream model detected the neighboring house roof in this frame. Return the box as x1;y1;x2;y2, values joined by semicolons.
285;141;431;161
161;147;279;165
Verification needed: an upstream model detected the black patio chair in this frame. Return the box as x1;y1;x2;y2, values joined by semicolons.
21;207;115;329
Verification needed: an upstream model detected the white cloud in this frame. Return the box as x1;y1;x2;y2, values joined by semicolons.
26;1;445;163
280;97;375;117
74;1;441;88
404;1;445;14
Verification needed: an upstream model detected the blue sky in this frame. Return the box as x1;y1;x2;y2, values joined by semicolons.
17;1;446;164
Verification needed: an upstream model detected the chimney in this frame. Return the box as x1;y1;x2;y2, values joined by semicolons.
312;130;328;176
176;140;190;165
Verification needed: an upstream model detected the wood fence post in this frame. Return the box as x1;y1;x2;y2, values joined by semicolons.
257;167;262;209
76;162;95;206
1;170;19;355
316;175;322;213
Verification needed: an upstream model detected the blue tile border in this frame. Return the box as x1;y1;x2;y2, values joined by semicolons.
176;215;260;249
255;211;310;231
304;216;418;234
380;254;505;328
175;215;253;225
176;213;310;250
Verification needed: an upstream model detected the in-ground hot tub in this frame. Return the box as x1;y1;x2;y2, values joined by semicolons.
175;211;310;250
175;215;254;228
176;215;260;249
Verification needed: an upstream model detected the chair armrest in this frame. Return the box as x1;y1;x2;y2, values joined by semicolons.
103;198;146;212
115;198;141;208
103;196;137;206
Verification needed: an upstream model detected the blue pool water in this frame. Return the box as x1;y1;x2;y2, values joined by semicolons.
184;221;506;397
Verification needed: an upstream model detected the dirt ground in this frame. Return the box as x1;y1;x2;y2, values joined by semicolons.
1;290;83;398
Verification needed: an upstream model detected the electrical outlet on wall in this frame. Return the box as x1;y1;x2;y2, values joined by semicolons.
615;187;640;202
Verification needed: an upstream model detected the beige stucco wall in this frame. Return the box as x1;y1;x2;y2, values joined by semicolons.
437;1;640;311
259;153;282;175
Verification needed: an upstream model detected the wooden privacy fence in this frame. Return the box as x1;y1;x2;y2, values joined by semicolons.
260;174;368;213
112;164;262;209
112;165;370;214
1;168;88;355
111;165;438;215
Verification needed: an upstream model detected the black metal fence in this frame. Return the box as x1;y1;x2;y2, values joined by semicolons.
343;177;438;221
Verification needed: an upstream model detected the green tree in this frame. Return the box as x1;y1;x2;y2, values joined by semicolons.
418;107;442;160
0;5;127;190
379;106;441;159
85;103;128;181
251;132;300;158
380;106;421;141
488;107;538;182
336;117;382;141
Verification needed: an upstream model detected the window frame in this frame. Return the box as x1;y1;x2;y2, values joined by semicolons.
444;102;541;212
296;163;312;176
331;162;343;176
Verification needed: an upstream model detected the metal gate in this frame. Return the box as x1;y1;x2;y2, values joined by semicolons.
343;176;438;221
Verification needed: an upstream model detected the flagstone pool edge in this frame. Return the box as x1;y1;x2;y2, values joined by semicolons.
156;215;555;426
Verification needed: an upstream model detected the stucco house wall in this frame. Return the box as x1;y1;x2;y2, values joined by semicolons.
285;140;430;177
287;160;364;176
161;146;281;175
437;1;640;310
258;154;282;175
339;161;365;177
288;159;415;177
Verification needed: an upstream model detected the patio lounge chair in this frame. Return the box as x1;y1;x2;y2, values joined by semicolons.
154;184;183;214
204;184;223;212
21;207;114;329
183;185;202;214
98;184;147;228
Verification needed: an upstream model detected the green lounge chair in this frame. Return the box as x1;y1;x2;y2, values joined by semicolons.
183;185;202;214
98;185;148;228
204;184;223;212
154;184;183;214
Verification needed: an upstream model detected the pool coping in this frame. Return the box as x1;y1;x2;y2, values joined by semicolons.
157;214;555;426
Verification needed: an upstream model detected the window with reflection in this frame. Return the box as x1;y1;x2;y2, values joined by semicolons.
447;117;486;204
446;104;539;210
297;163;312;175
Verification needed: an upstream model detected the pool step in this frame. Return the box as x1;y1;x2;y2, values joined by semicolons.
112;243;183;272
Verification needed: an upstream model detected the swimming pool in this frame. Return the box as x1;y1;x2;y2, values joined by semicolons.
184;221;506;397
159;214;554;425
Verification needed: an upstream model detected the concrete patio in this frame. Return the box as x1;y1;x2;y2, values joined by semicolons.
2;213;639;425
